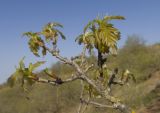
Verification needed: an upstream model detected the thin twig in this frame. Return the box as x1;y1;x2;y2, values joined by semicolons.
77;80;85;113
81;97;90;113
32;74;80;86
45;46;73;65
80;45;87;67
81;98;114;108
85;64;94;72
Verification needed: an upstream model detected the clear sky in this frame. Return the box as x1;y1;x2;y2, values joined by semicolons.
0;0;160;83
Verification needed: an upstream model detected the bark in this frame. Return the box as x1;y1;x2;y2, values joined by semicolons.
98;50;103;77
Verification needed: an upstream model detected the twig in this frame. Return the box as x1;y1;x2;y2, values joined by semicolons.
32;74;80;86
77;80;84;113
85;64;94;72
45;46;73;65
81;97;90;113
80;45;87;67
80;98;114;108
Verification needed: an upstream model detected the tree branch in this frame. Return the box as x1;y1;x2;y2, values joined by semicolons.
45;46;73;65
32;74;80;86
40;45;131;113
44;46;83;74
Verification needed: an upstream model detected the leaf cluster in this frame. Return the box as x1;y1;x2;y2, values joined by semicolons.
23;22;66;57
76;15;125;55
8;57;45;89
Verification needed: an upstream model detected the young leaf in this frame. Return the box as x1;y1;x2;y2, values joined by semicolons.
19;57;25;69
43;68;57;79
103;15;125;22
78;15;124;54
7;69;24;87
55;29;66;40
44;68;52;76
28;61;45;72
42;22;65;45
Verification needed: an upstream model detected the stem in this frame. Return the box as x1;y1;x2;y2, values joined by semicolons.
98;50;103;77
77;80;84;113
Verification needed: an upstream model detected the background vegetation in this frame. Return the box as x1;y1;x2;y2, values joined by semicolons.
0;36;160;113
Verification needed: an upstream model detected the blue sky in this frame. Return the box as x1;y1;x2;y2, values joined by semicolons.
0;0;160;83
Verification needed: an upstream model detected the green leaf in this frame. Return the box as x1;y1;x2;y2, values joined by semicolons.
43;68;52;75
29;61;45;72
83;21;93;33
26;34;41;57
19;57;25;69
7;69;24;87
23;32;33;38
8;59;44;87
75;34;83;44
42;22;65;45
103;15;125;22
79;15;124;54
7;72;17;87
51;22;63;28
55;29;66;40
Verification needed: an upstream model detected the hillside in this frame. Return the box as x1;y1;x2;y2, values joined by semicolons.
0;37;160;113
136;71;160;113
